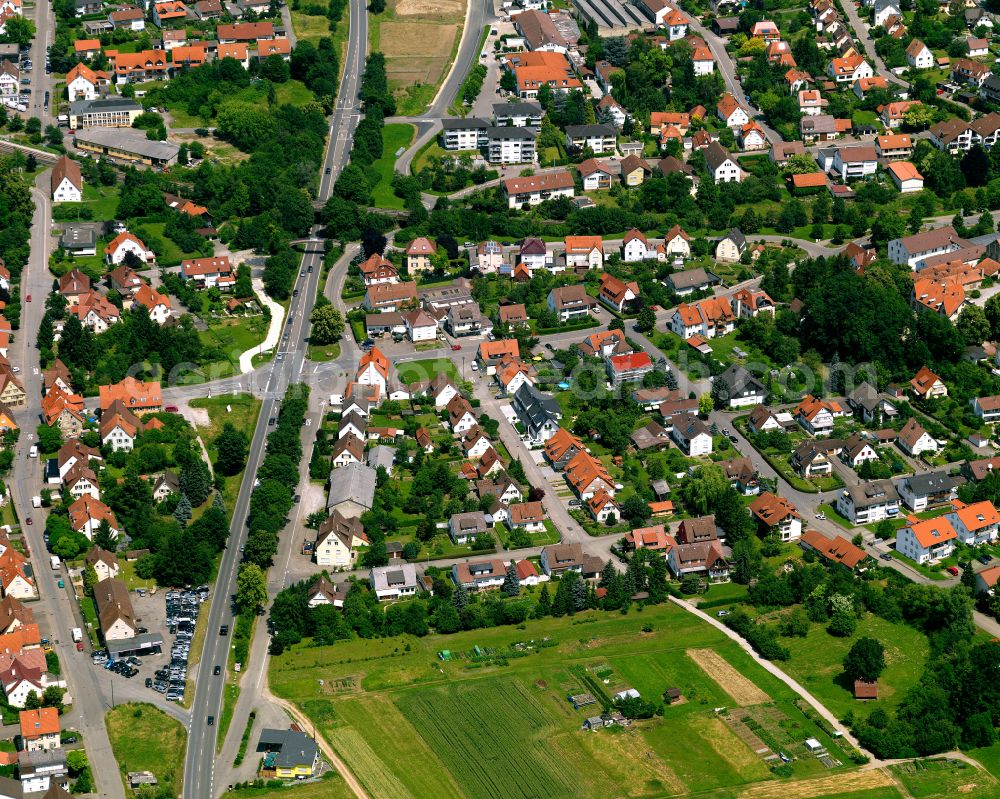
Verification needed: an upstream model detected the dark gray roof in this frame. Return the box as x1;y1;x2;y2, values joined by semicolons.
901;470;965;496
673;413;710;441
70;97;142;115
256;729;318;769
715;364;765;394
848;382;881;412
843;479;899;507
704;141;735;171
668;267;720;290
327;463;376;511
723;228;746;249
60;225;97;249
485;125;536;140
513;383;561;428
565;123;616;138
493;101;543;118
442;117;489;129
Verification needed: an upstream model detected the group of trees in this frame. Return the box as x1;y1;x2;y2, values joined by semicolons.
268;543;676;655
244;385;309;569
39;300;203;388
329;52;397;213
721;541;1000;758
41;411;228;588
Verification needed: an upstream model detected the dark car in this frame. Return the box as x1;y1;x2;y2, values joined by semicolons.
978;554;993;565
145;678;153;688
268;418;276;426
207;715;215;726
63;736;78;744
25;518;32;525
325;167;331;174
880;553;893;561
214;665;221;675
220;624;229;635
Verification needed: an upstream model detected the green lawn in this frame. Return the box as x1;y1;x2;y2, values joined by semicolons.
370;123;415;210
270;601;857;799
78;182;121;219
395;357;459;385
290;9;333;43
307;341;342;362
781;613;929;721
189;394;262;514
106;703;186;795
969;742;1000;779
224;772;355;799
198;315;269;378
216;683;240;754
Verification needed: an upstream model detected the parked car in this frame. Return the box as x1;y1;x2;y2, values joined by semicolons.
717;610;730;617
880;553;893;561
451;344;461;351
947;566;960;575
978;554;993;565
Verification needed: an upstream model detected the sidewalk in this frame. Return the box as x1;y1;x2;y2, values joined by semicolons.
238;277;285;374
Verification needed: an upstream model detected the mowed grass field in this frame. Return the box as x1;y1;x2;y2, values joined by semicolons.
395;357;460;384
270;602;861;799
779;613;930;720
370;0;466;115
106;703;186;795
370;123;415;209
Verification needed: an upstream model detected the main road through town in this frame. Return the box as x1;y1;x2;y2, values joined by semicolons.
181;0;368;796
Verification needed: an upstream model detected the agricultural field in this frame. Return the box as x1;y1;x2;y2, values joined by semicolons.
889;758;1000;799
370;0;466;115
270;602;860;799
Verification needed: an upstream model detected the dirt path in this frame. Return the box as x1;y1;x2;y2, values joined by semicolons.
669;597;869;758
262;685;371;799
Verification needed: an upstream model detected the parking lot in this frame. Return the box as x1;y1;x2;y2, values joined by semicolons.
90;586;208;704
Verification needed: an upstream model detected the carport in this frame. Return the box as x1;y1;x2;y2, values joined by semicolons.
107;633;164;659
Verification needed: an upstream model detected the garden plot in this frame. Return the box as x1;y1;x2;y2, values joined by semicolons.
687;648;771;706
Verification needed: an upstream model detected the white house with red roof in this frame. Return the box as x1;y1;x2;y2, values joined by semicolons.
598;273;639;312
104;231;153;265
663;224;691;258
606;352;653;386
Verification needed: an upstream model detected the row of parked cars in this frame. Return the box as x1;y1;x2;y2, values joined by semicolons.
92;650;141;678
160;588;207;702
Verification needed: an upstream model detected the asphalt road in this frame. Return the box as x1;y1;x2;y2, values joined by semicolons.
181;241;328;799
8;179;128;799
25;0;55;126
182;1;368;795
390;0;497;178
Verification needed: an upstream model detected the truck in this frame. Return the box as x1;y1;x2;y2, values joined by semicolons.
50;555;60;571
71;628;82;643
31;496;40;508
